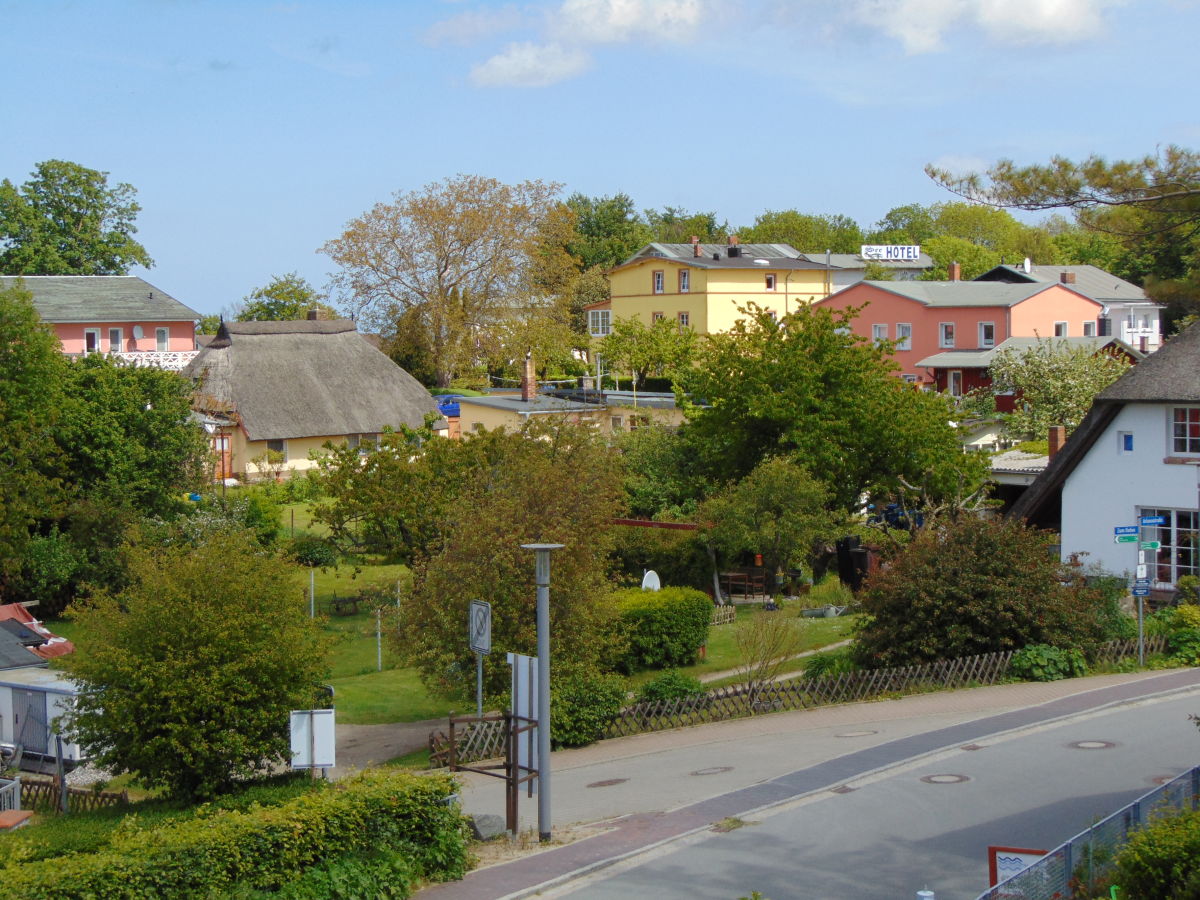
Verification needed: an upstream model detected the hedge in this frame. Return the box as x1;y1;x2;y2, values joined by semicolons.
0;772;469;900
615;586;712;672
1112;807;1200;898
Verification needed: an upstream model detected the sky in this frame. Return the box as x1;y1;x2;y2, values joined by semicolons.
3;0;1198;317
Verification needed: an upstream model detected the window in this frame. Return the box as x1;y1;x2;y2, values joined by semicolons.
872;324;888;345
1098;317;1112;337
678;270;690;293
1119;431;1134;454
610;416;624;431
948;370;963;397
1054;321;1068;337
939;322;955;349
1139;507;1198;586
677;311;690;329
896;323;912;351
652;270;665;294
766;310;778;321
764;274;777;291
108;328;123;352
1173;407;1200;454
265;439;287;461
84;328;101;354
588;309;611;336
156;327;169;351
651;312;664;322
901;374;919;384
346;434;360;450
1083;320;1096;337
978;322;995;348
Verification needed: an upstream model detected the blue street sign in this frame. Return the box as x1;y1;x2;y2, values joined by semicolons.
1132;587;1151;596
1135;579;1151;588
1114;526;1139;535
1139;515;1167;526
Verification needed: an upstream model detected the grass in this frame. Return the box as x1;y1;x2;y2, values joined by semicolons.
279;500;330;539
331;667;456;724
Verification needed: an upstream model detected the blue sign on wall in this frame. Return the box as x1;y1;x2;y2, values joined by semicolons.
1114;526;1139;535
1139;515;1167;526
1132;587;1151;597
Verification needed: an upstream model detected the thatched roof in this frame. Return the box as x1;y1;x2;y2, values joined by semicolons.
183;319;438;442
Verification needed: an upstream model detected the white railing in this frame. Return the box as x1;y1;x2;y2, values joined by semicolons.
0;777;20;812
109;350;199;372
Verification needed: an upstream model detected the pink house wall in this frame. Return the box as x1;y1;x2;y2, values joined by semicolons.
53;320;196;354
1008;285;1104;339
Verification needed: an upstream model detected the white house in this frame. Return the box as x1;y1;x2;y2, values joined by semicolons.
1011;323;1199;590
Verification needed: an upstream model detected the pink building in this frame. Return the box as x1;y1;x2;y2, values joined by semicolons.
1;275;200;371
814;278;1104;387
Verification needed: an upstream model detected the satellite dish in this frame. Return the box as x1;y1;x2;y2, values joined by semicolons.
641;570;661;591
132;325;144;339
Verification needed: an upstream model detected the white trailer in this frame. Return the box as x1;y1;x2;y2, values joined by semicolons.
0;668;82;764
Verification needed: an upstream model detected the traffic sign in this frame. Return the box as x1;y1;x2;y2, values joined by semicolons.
1114;535;1138;544
1136;564;1148;579
1135;578;1151;587
469;599;492;655
1114;525;1139;536
1140;515;1167;526
1132;587;1151;597
1141;541;1161;550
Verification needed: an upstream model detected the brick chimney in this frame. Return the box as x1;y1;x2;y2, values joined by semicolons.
728;234;739;246
1060;271;1076;284
521;352;536;402
948;261;961;281
692;235;702;258
307;308;320;320
1048;425;1066;458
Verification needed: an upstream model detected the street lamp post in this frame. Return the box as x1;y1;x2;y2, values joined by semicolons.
521;542;563;842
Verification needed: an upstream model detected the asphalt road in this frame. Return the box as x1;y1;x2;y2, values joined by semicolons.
556;692;1200;900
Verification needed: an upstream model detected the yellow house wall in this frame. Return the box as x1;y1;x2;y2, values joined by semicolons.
238;434;343;477
605;404;686;432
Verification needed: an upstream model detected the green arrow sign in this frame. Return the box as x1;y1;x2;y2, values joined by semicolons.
1141;541;1161;550
1114;534;1138;544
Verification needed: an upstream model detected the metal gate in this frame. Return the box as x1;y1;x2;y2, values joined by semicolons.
13;690;48;755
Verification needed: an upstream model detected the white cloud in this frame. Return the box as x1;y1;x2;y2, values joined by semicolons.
549;0;714;44
425;5;527;46
469;41;593;87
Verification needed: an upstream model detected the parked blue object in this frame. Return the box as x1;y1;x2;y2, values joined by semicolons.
434;394;462;417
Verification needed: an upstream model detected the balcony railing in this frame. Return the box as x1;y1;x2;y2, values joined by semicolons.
109;350;199;372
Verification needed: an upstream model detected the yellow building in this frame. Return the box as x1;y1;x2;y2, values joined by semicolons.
590;238;833;339
455;390;684;437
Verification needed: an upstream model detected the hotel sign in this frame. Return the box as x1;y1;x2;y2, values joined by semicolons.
861;244;921;262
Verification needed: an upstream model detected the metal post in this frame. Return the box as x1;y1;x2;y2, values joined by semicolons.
476;653;484;719
1137;595;1145;666
309;710;316;782
309;566;315;618
522;543;563;842
56;735;68;814
376;608;383;672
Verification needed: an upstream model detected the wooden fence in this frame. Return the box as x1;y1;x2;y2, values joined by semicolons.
19;776;129;814
710;606;737;626
428;637;1164;766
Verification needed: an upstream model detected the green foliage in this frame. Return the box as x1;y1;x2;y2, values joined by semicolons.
289;535;339;569
635;670;705;704
0;771;468;900
1178;579;1200;605
1010;644;1087;681
617;424;705;520
565;192;651;270
643;206;727;243
853;516;1113;668
920;234;1001;281
615;586;713;672
740;209;863;253
1112;806;1200;900
804;647;857;679
62;527;331;801
236;272;337;322
678;303;987;511
0;159;152;275
550;668;627;748
609;523;710;592
9;525;83;614
1168;628;1200;667
251;851;417;900
600;315;695;392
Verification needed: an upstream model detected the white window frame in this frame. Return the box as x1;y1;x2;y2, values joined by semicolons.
901;374;919;384
1171;406;1200;456
651;311;665;322
156;326;170;351
265;438;287;462
652;270;665;294
948;370;963;397
678;270;690;293
1054;321;1068;338
677;311;690;329
764;273;777;291
896;323;912;351
610;415;624;431
108;327;123;353
1083;320;1096;337
1139;507;1198;587
588;309;611;337
871;324;888;345
84;328;101;354
938;322;955;349
978;322;995;348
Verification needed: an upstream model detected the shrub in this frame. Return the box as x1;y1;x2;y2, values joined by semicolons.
289;535;339;569
550;668;627;748
636;670;705;704
0;772;469;900
805;648;857;679
1169;628;1200;666
615;586;713;672
1176;603;1200;630
1010;644;1087;682
249;851;417;899
1112;807;1200;899
1178;576;1200;605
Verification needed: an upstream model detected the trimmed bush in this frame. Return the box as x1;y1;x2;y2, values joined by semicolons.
1169;628;1200;666
0;771;469;900
636;670;705;704
289;535;339;569
550;669;627;748
1176;603;1200;630
615;586;713;672
1009;644;1087;682
1112;807;1200;899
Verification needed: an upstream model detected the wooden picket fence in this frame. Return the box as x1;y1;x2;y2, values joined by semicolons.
19;776;129;814
428;638;1160;766
710;606;737;626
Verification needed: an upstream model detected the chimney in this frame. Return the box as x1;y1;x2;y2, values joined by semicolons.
1060;271;1076;284
521;351;536;402
307;308;320;320
726;234;740;258
948;261;961;281
1048;425;1066;458
692;235;702;258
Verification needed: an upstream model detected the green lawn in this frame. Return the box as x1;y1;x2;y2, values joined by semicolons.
279;500;329;539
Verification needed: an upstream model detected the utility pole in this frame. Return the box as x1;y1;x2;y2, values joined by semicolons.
522;543;563;842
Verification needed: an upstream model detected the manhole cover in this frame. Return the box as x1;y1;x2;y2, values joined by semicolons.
690;766;734;776
835;730;879;738
1069;740;1117;750
586;778;628;788
831;785;857;794
921;774;970;784
961;743;985;751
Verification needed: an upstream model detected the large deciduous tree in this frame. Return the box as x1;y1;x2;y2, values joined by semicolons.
236;272;338;322
62;527;330;801
565;192;650;270
677;304;987;512
599;315;695;392
321;175;568;387
0;160;152;275
740;210;864;253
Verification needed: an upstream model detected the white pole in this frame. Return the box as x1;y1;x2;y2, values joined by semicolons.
523;543;563;843
309;567;315;618
376;608;383;672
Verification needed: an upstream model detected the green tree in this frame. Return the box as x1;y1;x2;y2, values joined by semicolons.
0;159;152;275
395;420;625;697
618;424;706;520
643;206;727;243
678;304;987;511
920;235;1002;281
565;192;651;269
740;210;863;253
983;338;1132;438
236;272;338;322
867;203;938;245
196;313;222;335
853;516;1114;668
322;175;567;387
62;527;330;801
600;315;695;393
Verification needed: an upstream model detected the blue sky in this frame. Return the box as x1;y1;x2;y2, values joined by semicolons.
3;0;1198;316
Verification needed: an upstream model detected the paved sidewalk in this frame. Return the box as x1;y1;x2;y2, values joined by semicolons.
421;668;1200;899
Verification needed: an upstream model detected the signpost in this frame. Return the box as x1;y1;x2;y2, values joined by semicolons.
469;600;491;719
290;709;336;779
521;543;563;843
